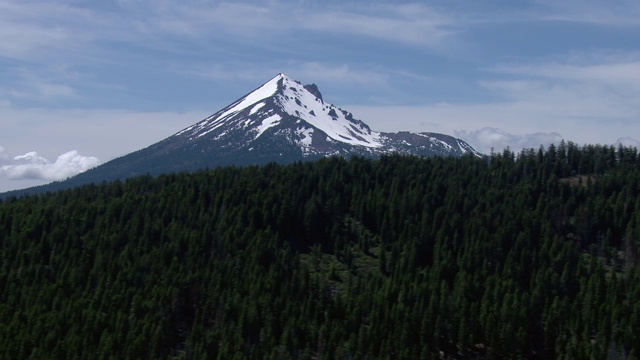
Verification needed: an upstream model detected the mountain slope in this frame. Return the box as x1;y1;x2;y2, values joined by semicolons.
1;74;480;197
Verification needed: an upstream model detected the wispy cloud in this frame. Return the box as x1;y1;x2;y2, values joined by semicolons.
0;150;99;181
0;1;459;62
301;3;456;47
457;0;640;27
115;1;458;48
3;0;633;109
0;0;463;111
534;0;640;27
491;52;640;90
292;63;390;85
2;0;637;68
0;0;97;60
3;67;78;102
184;62;391;86
483;53;640;122
181;61;413;106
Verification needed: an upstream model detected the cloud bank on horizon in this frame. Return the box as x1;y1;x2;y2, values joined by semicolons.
0;147;99;191
1;0;639;191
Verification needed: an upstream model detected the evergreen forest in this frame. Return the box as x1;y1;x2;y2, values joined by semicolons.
1;141;640;359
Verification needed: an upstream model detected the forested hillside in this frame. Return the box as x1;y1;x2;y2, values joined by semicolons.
1;141;640;359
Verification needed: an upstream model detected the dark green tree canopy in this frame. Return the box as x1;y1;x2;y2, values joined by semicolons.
1;143;639;359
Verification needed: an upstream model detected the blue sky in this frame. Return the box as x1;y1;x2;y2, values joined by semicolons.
1;0;639;191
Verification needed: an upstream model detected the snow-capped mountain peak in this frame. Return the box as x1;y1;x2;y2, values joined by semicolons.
0;74;481;198
175;73;284;139
275;75;381;148
170;73;480;161
176;73;382;149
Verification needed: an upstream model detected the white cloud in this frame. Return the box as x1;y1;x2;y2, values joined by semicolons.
0;106;203;192
350;95;640;154
454;127;562;154
0;106;206;163
0;150;100;181
347;103;572;153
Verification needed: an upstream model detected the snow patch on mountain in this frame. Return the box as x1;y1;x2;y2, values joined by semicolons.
176;75;282;138
431;137;452;150
296;128;314;147
256;114;282;138
275;75;382;148
249;102;265;115
216;75;280;120
456;139;469;154
295;127;314;155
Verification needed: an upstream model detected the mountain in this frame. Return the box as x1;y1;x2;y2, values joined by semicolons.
1;73;480;197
